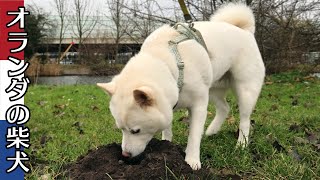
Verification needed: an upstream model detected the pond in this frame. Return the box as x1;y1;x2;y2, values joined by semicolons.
35;76;113;85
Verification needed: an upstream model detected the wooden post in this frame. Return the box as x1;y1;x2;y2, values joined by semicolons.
58;41;74;64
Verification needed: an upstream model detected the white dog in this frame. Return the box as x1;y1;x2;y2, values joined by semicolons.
97;3;265;170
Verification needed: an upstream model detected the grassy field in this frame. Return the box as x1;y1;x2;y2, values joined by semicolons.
25;71;320;179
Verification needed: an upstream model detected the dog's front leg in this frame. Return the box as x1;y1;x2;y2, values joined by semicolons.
185;97;208;170
162;123;172;141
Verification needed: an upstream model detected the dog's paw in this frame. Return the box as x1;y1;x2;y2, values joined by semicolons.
205;120;223;136
236;140;248;148
185;157;201;170
161;131;172;142
205;126;219;136
161;136;172;142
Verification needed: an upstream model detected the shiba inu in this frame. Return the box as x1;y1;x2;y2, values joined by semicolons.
97;3;265;170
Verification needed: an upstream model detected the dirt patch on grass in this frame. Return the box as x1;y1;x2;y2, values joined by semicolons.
68;139;214;179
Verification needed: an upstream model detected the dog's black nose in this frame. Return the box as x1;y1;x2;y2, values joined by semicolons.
122;151;132;157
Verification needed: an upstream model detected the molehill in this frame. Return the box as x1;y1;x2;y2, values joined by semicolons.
68;138;214;179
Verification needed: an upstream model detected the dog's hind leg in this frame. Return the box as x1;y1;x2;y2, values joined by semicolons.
234;81;262;147
162;124;172;141
205;88;230;136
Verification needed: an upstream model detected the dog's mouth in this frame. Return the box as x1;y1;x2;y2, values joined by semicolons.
117;139;156;165
118;152;145;165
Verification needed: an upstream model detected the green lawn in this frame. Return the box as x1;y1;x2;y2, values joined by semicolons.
25;71;320;179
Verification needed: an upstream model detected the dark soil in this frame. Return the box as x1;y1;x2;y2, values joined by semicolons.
68;138;214;180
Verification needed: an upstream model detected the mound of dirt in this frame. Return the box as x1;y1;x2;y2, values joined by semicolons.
68;138;213;179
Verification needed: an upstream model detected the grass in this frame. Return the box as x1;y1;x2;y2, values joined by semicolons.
25;71;320;179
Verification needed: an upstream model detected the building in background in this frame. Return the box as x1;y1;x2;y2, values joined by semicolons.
38;14;161;64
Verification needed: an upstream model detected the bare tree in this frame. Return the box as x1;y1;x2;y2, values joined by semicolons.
252;0;320;73
122;0;176;24
53;0;68;61
123;0;165;42
72;0;98;64
106;0;132;64
25;4;56;60
182;0;253;21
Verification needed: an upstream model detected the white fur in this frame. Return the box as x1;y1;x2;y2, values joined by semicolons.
210;3;255;34
98;3;265;170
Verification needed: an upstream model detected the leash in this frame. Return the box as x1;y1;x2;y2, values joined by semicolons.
178;0;192;22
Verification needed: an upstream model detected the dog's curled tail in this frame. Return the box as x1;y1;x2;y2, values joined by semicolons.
210;3;255;34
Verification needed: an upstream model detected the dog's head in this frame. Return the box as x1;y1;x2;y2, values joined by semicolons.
97;82;171;157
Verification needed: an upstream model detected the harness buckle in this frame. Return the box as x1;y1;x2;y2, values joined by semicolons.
177;61;184;69
188;21;194;28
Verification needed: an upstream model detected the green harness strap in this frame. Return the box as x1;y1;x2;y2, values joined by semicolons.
169;23;208;92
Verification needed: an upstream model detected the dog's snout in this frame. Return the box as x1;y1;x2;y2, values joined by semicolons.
122;151;132;157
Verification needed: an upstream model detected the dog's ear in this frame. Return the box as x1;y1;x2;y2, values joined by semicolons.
133;86;154;107
97;82;115;96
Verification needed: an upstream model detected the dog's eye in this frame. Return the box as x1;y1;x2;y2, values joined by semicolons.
130;129;140;134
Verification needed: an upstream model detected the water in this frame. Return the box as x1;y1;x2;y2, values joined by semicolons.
35;76;113;85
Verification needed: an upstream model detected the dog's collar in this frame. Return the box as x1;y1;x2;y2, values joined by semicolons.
169;23;208;92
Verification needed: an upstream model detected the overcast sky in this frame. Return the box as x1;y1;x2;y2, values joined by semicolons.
25;0;179;39
26;0;107;15
25;0;177;16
